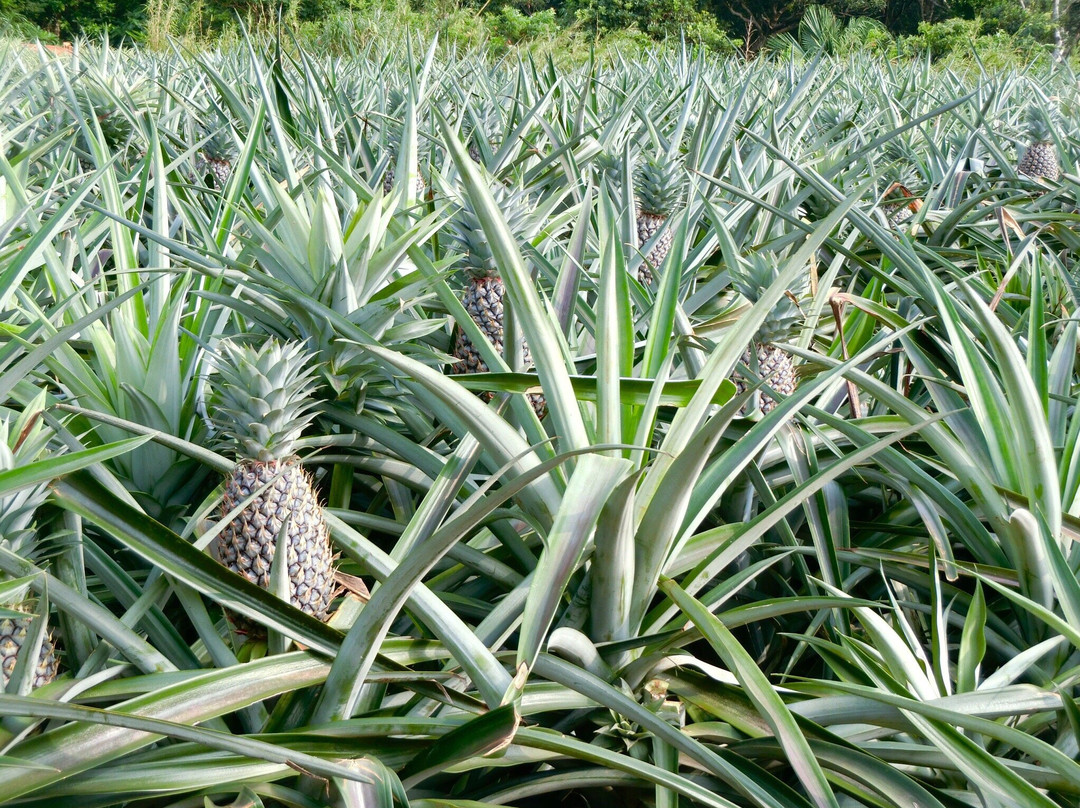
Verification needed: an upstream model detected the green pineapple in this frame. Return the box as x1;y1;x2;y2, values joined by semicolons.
596;151;626;190
449;184;546;418
634;154;684;285
207;340;336;623
464;109;498;165
729;255;806;415
1018;106;1060;181
381;89;425;197
197;120;238;189
75;78;136;154
0;407;59;690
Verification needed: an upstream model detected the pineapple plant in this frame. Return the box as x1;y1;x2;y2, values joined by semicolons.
729;254;806;415
0;408;59;690
449;184;546;418
207;339;336;623
1017;106;1060;181
634;153;684;285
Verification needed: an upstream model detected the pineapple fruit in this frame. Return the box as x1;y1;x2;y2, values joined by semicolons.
634;154;684;285
0;409;59;690
73;77;141;172
729;255;806;415
197;121;238;189
464;110;497;165
450;184;546;418
381;89;426;197
882;181;923;228
207;340;336;623
382;163;427;198
1018;106;1060;181
0;614;58;690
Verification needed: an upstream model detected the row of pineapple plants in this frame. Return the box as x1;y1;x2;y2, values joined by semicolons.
0;33;1079;807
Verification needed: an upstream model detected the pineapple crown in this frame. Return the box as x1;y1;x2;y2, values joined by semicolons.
200;115;238;162
207;339;322;463
463;107;497;145
448;183;536;280
382;88;414;142
882;155;921;189
0;401;53;549
634;153;685;216
596;151;627;192
1024;105;1057;144
387;88;407;114
729;253;807;344
76;78;142;151
817;102;852;133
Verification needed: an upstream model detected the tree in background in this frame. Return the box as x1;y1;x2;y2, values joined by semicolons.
713;0;886;53
2;0;142;39
565;0;733;49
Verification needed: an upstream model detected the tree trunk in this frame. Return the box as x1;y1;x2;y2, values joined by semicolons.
1053;0;1066;62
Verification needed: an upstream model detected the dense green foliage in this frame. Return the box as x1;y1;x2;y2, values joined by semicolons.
2;34;1080;807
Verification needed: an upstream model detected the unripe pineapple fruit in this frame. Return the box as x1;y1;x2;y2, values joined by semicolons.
0;615;58;690
449;184;546;419
1018;106;1060;182
380;88;426;198
382;164;427;198
207;340;336;622
196;119;238;190
634;154;684;285
729;254;806;415
0;411;59;690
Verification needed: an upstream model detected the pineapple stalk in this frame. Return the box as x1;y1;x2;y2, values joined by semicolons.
207;340;336;623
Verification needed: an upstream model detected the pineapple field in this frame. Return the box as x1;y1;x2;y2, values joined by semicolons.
3;33;1080;808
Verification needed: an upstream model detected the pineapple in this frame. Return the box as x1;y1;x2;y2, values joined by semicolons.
467;139;483;165
882;181;923;228
380;89;425;197
449;184;546;419
76;80;134;152
197;121;238;189
634;154;684;285
0;409;59;690
1018;106;1060;181
0;614;58;691
729;255;806;415
207;340;336;623
879;142;924;227
596;151;626;190
464;110;498;165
